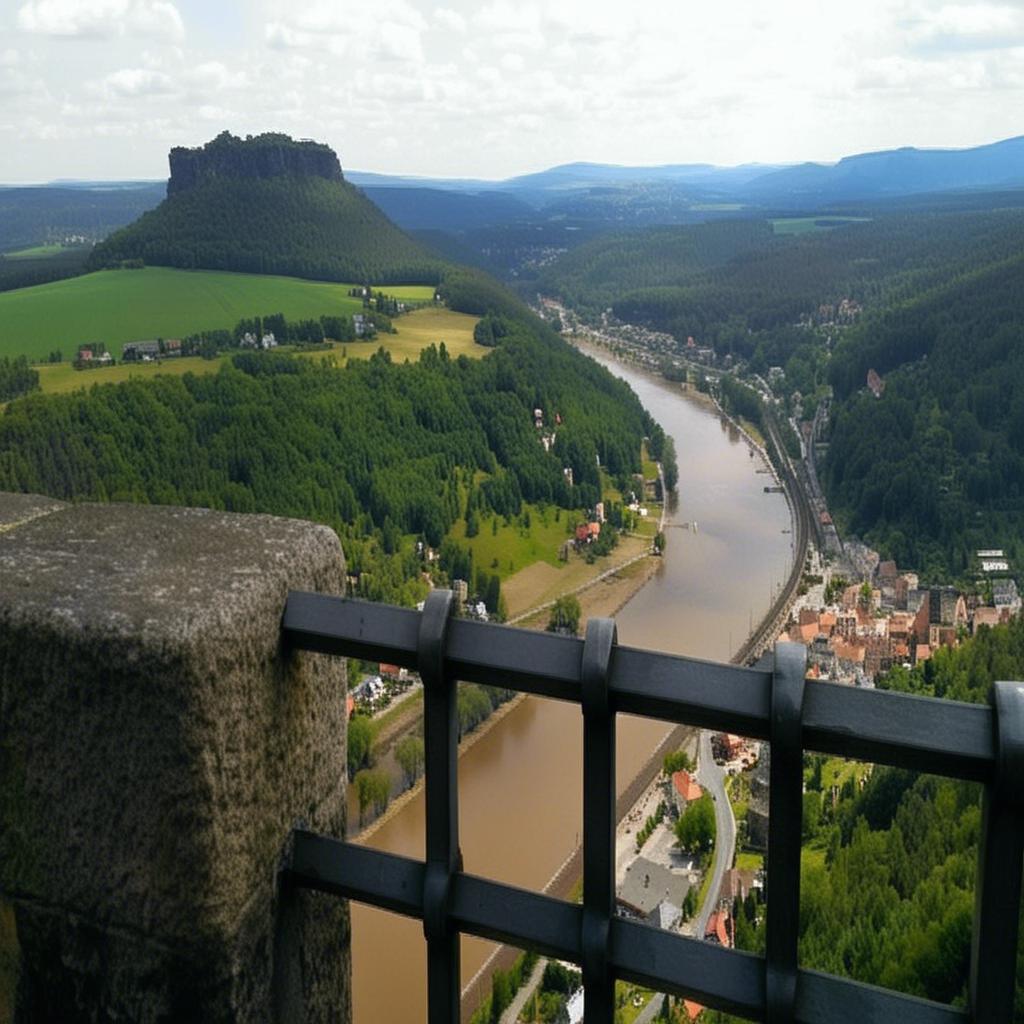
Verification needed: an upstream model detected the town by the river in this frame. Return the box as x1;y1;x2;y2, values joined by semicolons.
350;343;794;1023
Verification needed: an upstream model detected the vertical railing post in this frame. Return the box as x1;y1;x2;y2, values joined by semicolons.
419;589;460;1024
765;641;807;1023
970;680;1024;1023
581;618;618;1024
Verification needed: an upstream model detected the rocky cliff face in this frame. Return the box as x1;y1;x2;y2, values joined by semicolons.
167;131;343;196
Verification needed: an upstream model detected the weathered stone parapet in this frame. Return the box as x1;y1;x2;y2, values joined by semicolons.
0;495;350;1022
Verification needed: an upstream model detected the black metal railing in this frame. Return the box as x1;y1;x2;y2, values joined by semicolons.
282;590;1024;1024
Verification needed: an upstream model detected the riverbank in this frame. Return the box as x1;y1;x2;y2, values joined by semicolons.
356;688;529;843
350;339;795;1023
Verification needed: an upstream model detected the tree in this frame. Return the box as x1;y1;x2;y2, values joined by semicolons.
395;735;425;788
674;792;716;854
663;749;693;776
489;969;512;1023
347;715;375;780
354;768;391;825
547;594;581;636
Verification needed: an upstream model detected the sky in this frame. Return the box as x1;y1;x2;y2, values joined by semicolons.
1;0;1023;182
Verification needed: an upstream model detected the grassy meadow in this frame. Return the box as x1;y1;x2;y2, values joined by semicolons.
0;267;437;361
2;244;69;260
28;306;482;397
771;216;870;235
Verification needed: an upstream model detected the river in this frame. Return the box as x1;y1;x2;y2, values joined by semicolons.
351;344;793;1022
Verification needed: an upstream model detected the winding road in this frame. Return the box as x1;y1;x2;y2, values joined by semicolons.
693;731;737;940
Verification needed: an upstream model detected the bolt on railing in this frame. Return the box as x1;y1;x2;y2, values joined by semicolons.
282;590;1024;1024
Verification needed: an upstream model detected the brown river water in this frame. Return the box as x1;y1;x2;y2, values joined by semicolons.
351;344;793;1022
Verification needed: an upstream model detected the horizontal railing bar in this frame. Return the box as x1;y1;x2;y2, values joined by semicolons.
798;970;966;1024
452;874;581;963
287;832;967;1024
283;593;995;782
611;917;764;1017
288;830;424;919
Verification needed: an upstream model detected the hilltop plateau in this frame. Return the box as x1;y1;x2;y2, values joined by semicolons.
88;132;444;284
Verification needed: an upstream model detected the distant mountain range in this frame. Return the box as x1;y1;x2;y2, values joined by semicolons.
343;135;1024;258
3;134;1022;261
349;134;1024;206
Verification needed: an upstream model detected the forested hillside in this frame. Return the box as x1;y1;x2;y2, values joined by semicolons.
0;312;668;604
88;133;444;284
89;175;444;284
825;253;1024;577
539;210;1024;359
541;207;1024;578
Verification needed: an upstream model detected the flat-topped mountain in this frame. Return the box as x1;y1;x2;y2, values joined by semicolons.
167;131;343;195
89;132;444;284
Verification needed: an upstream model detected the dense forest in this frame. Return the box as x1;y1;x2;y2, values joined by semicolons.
0;184;163;253
539;211;1024;361
0;246;92;293
824;251;1024;578
0;357;39;403
704;618;1024;1023
0;308;668;605
88;175;445;284
540;207;1024;579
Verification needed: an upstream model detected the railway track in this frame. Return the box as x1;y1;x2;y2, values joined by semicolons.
732;410;812;667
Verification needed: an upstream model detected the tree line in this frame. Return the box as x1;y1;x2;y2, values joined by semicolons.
0;304;671;608
88;175;446;285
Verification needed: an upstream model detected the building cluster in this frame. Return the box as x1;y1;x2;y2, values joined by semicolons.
239;331;278;350
710;732;758;770
122;338;183;361
349;662;417;717
74;343;113;368
781;554;1020;686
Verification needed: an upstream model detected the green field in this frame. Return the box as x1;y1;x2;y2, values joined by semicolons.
24;306;481;398
0;267;437;361
2;244;68;260
771;217;870;236
450;505;574;578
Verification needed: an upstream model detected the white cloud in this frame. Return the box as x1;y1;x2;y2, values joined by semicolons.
101;66;175;96
183;61;248;92
434;7;466;34
905;2;1024;50
17;0;184;41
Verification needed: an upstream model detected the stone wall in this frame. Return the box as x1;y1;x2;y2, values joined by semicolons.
0;494;350;1022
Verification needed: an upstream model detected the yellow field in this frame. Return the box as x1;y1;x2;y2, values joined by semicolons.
29;307;482;397
348;307;481;363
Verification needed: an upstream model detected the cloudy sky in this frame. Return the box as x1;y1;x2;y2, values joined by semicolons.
2;0;1023;182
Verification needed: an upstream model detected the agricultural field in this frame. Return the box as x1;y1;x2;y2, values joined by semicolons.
0;267;437;362
344;307;480;363
770;216;870;235
27;306;482;397
2;244;69;259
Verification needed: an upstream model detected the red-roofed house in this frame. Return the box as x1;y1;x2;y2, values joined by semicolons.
799;622;819;644
705;910;732;947
682;999;704;1022
915;644;932;664
672;770;703;814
